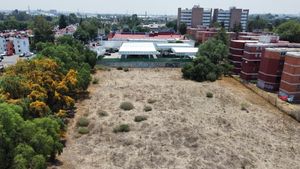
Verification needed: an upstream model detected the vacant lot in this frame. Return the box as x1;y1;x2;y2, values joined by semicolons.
56;68;300;169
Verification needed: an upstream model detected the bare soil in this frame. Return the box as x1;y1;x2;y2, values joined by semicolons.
55;68;300;169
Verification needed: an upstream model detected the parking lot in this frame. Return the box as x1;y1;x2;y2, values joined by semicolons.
1;54;35;68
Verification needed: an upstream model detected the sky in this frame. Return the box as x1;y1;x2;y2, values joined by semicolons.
0;0;299;15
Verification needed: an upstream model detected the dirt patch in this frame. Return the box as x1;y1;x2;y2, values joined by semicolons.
55;68;300;169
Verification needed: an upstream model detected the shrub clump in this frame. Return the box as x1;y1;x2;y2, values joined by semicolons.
206;72;217;82
206;92;213;98
123;68;129;72
117;67;123;70
120;102;134;111
77;117;90;127
134;116;147;122
92;78;99;84
241;103;249;111
78;127;89;134
98;110;108;117
144;105;152;112
147;98;157;104
113;124;130;133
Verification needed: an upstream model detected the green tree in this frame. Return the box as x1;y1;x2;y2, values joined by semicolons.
275;20;300;43
179;23;187;35
58;15;68;29
247;15;268;32
199;38;229;65
215;27;229;46
68;13;78;24
32;16;54;48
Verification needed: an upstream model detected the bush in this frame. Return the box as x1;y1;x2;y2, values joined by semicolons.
113;124;130;133
120;102;134;111
206;92;213;98
92;78;99;84
134;116;147;122
98;110;108;117
77;117;89;127
147;98;157;104
78;127;89;134
123;68;129;72
241;103;249;111
117;67;123;70
143;105;152;112
206;72;217;82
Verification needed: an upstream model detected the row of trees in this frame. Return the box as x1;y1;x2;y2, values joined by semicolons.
182;28;233;82
0;36;97;169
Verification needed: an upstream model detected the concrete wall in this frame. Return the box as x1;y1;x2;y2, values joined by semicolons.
98;61;190;68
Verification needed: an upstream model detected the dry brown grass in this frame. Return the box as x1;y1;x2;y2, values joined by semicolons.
56;68;300;169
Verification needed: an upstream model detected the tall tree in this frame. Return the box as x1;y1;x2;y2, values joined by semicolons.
179;23;187;35
275;20;300;43
58;15;68;29
32;16;54;48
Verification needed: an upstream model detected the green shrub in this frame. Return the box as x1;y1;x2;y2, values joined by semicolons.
123;68;129;72
241;103;249;111
120;102;134;111
143;105;152;112
92;78;99;84
117;67;123;70
147;98;157;104
78;127;89;134
206;72;217;82
206;92;213;98
134;116;147;122
98;110;108;117
113;124;130;133
77;117;89;127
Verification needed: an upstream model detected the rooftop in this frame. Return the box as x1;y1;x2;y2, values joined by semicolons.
119;42;159;55
111;33;184;41
287;52;300;58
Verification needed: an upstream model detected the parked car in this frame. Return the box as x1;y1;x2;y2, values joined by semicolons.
104;52;111;56
0;52;6;57
19;52;34;58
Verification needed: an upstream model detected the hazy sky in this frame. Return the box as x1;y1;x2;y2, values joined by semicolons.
0;0;300;15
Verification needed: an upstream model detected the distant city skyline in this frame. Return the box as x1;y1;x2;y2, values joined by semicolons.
0;0;300;15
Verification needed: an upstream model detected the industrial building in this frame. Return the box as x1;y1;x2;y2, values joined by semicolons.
177;5;212;28
257;48;300;92
229;40;258;74
279;52;300;103
213;7;249;31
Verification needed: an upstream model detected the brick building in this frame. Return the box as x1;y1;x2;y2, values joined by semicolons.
279;52;300;103
229;40;258;74
177;5;212;29
257;48;300;92
240;42;288;81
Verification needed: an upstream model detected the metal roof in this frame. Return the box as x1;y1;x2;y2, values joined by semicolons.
119;42;160;55
171;47;198;56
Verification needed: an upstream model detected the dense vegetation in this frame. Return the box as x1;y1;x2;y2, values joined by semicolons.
182;28;233;82
0;36;97;169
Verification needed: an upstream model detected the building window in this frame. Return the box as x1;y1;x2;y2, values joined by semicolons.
280;51;287;56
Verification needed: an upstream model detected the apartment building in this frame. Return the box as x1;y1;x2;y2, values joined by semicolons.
213;7;249;31
0;37;6;53
13;37;30;55
279;52;300;103
177;5;212;29
257;48;300;92
229;40;258;74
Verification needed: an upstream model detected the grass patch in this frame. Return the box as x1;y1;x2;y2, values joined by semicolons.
206;92;213;98
96;65;111;71
116;66;123;70
98;110;108;117
77;117;89;127
92;78;99;84
78;127;89;134
123;68;129;72
143;105;152;112
134;116;147;122
241;103;249;111
120;102;134;111
113;124;130;133
147;98;157;104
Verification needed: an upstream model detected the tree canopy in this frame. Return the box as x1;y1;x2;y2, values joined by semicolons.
275;20;300;43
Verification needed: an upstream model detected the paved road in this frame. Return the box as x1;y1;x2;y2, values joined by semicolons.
1;54;35;68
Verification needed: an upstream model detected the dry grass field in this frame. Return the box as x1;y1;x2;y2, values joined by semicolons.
55;68;300;169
